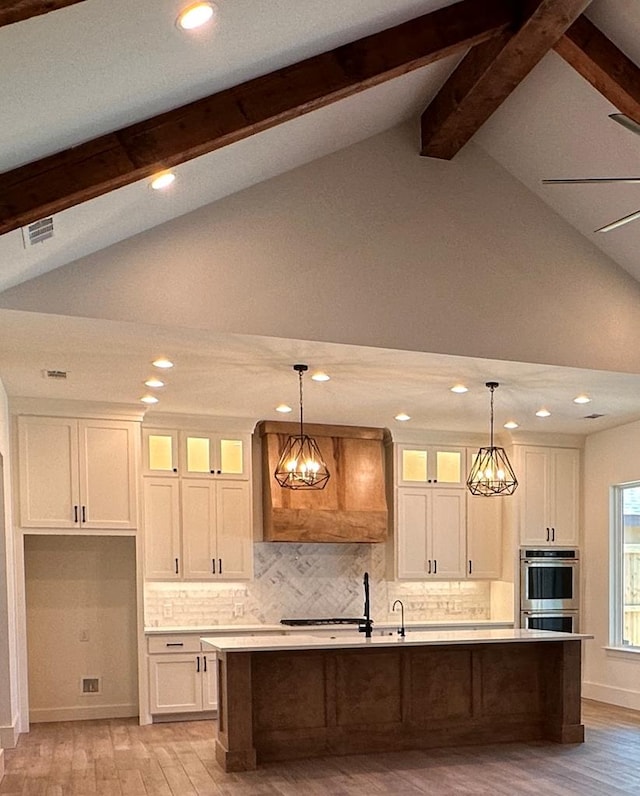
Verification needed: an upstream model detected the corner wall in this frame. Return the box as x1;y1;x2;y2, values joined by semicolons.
583;420;640;710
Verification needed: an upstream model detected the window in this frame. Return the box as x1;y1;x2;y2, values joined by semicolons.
611;483;640;648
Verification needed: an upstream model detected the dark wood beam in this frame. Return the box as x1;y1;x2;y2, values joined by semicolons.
0;0;515;236
420;0;593;159
554;15;640;123
0;1;87;27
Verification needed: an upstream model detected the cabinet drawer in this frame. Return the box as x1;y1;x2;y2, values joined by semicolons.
148;634;201;654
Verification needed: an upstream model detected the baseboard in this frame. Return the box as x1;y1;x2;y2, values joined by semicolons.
152;710;216;724
29;703;138;723
0;722;19;749
583;681;640;712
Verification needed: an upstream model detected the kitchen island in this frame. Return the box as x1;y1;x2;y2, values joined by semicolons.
202;629;591;772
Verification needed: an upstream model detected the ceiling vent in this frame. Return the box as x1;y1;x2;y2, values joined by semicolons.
584;413;605;419
22;217;54;247
42;369;68;380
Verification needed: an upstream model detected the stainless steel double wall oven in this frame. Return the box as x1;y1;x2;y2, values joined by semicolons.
519;548;580;632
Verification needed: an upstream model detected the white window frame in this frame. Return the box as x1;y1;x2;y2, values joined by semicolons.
610;482;640;650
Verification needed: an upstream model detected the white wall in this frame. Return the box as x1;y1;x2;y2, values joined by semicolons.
3;123;640;375
24;535;138;722
0;379;18;749
583;420;640;709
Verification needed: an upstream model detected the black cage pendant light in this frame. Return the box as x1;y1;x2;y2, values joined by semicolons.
274;364;330;490
467;382;518;497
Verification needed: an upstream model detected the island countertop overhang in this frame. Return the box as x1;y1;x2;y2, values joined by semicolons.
202;627;592;654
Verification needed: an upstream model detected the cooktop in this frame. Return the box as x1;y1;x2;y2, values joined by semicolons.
280;617;364;626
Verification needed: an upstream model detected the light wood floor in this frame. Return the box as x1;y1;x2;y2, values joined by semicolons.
1;700;639;795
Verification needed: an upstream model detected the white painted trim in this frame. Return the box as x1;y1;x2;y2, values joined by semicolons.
582;680;640;712
0;747;4;781
29;703;138;723
0;721;19;749
141;413;257;433
10;397;144;422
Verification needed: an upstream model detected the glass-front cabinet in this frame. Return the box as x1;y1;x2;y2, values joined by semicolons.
397;444;466;488
142;429;249;479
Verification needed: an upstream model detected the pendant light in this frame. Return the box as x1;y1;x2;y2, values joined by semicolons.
467;382;518;496
274;364;330;490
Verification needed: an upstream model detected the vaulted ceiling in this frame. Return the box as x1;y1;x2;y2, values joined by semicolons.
2;0;640;432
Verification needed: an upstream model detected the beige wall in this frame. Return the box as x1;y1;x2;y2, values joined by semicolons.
24;535;138;722
3;123;640;375
583;420;640;710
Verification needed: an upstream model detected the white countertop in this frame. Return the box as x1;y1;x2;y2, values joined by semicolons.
201;628;591;653
145;619;514;635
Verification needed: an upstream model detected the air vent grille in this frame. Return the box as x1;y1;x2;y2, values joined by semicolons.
584;413;605;419
42;369;68;380
22;217;54;247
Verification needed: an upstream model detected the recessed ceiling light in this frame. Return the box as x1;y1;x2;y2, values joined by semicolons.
150;172;175;190
450;384;468;394
276;404;292;413
141;395;159;405
573;394;591;404
504;421;519;429
152;358;174;369
177;2;216;30
536;409;551;418
311;371;330;382
395;413;411;422
145;378;165;388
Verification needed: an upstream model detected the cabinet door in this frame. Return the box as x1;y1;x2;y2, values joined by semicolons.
148;655;201;714
216;482;252;579
201;653;218;711
182;433;248;479
18;416;79;528
396;490;429;578
78;420;138;529
466;493;503;579
397;445;465;488
182;481;217;579
144;479;181;579
550;449;579;545
519;447;552;545
430;490;466;579
142;429;179;476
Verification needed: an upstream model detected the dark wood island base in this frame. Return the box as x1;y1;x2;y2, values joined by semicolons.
211;637;585;772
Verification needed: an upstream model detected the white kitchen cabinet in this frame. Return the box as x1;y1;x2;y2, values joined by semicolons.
182;432;249;479
396;488;466;579
18;416;138;530
142;429;179;476
396;444;466;488
144;478;252;580
148;647;217;714
518;446;580;546
466;492;503;579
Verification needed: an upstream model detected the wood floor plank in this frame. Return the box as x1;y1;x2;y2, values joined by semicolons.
2;701;639;795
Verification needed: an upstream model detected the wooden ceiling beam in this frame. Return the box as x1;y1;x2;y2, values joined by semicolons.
420;0;593;160
554;15;640;123
0;0;515;236
0;1;87;27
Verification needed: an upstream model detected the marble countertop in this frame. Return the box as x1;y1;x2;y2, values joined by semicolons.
201;628;591;653
145;619;514;635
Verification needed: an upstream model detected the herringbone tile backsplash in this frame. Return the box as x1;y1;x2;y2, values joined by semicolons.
145;543;493;627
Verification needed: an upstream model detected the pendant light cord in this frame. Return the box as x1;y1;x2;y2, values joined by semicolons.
489;384;495;448
298;368;304;437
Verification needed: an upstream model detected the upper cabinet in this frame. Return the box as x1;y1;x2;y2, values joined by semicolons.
517;446;580;546
142;429;249;480
18;416;139;530
396;444;466;488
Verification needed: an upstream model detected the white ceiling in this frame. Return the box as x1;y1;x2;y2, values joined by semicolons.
2;0;640;435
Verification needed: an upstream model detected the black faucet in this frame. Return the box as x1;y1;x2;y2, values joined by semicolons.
392;599;405;637
359;572;374;638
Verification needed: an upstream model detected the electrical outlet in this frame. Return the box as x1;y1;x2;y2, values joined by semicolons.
163;603;173;619
233;603;244;617
80;629;89;642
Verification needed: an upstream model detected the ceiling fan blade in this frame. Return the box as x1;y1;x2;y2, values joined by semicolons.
595;208;640;233
543;177;640;184
610;113;640;136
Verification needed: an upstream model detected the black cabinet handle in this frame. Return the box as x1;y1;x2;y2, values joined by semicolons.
219;558;222;574
427;559;431;574
434;559;437;574
546;527;550;542
468;560;473;575
175;558;179;575
74;505;78;523
203;656;207;672
166;642;183;647
172;468;177;473
196;656;200;673
212;559;216;574
552;528;556;542
82;506;86;523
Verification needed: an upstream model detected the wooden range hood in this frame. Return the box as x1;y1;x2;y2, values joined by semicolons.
257;421;389;543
